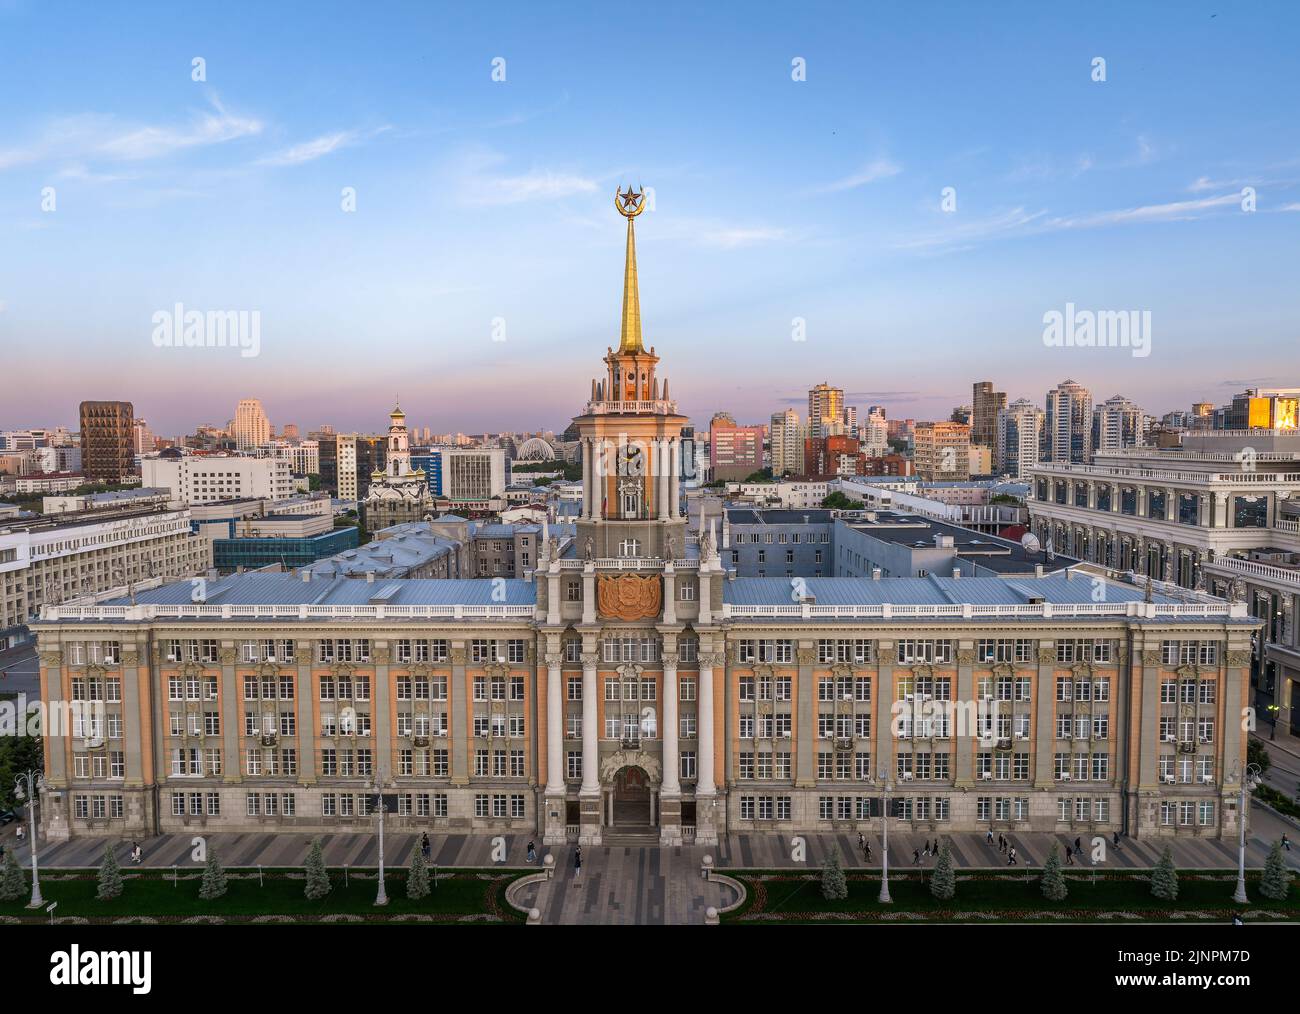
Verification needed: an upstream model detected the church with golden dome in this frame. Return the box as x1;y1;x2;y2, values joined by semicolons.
363;403;435;531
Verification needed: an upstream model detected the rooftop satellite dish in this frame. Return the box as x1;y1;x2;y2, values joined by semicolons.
1020;532;1041;554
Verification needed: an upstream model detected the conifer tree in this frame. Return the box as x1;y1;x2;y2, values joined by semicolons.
304;838;331;900
1040;842;1068;902
97;843;124;901
0;849;26;902
1260;840;1292;901
930;840;956;901
199;847;228;900
1150;845;1178;901
820;847;848;901
407;845;430;900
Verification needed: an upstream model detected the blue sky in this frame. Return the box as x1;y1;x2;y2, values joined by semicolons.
1;0;1297;436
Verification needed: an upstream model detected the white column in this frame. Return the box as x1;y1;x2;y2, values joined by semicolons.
581;654;600;795
697;652;716;796
582;439;593;519
661;656;680;794
657;439;669;520
667;438;679;517
545;654;564;794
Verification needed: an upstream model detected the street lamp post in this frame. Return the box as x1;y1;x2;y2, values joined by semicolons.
878;776;893;904
371;780;389;906
1231;760;1262;905
13;769;44;908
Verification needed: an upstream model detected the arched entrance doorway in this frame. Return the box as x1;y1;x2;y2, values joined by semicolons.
611;765;654;828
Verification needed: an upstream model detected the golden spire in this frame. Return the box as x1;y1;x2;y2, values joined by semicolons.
615;186;647;353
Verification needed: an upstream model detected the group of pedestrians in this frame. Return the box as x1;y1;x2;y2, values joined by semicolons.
985;831;1020;865
911;839;941;865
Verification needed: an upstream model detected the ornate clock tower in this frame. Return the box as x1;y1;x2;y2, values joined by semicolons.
538;187;721;849
572;186;689;561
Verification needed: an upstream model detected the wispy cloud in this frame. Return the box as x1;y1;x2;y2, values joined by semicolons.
897;189;1246;255
255;126;389;167
695;225;788;249
0;93;262;170
894;207;1046;252
56;163;138;184
461;167;598;205
811;158;901;194
95;94;262;160
1044;192;1240;230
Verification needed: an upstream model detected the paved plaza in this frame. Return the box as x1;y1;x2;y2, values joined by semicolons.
5;803;1296;925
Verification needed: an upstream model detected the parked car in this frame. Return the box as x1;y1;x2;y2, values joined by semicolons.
0;810;18;826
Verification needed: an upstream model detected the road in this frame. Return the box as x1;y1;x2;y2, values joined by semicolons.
0;644;39;701
1258;736;1300;800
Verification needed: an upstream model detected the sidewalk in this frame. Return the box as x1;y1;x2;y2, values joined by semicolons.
1256;724;1300;763
11;807;1298;873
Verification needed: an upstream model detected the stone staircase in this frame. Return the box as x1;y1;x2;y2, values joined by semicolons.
602;826;661;847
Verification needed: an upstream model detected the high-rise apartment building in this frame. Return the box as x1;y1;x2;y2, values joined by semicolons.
131;418;155;456
971;381;1007;450
807;383;844;440
78;400;135;483
1093;395;1147;454
769;409;803;476
996;398;1043;478
1045;380;1093;463
860;408;889;456
232;399;271;451
913;421;972;481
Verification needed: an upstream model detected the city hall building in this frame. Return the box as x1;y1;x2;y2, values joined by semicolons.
33;191;1257;846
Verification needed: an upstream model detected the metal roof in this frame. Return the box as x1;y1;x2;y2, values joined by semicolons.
722;573;1181;608
104;573;536;608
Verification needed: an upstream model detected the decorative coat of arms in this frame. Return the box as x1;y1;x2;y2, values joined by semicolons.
597;574;662;621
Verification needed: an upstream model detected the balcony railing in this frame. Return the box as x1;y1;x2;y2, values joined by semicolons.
1030;462;1300;484
554;557;699;570
41;601;536;622
723;599;1244;620
1203;554;1300;590
583;399;679;416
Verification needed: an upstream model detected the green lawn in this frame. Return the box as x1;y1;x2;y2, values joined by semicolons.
727;870;1300;923
0;869;524;923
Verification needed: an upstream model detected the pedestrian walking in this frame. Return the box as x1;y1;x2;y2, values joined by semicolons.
864;840;872;861
420;831;431;860
1007;847;1017;866
130;841;142;864
526;839;537;863
858;831;865;852
986;829;994;846
1065;845;1073;866
573;846;583;885
912;849;921;866
1112;831;1122;851
1074;836;1082;853
1282;834;1292;852
15;824;23;842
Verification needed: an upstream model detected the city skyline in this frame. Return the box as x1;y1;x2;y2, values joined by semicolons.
3;1;1299;433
